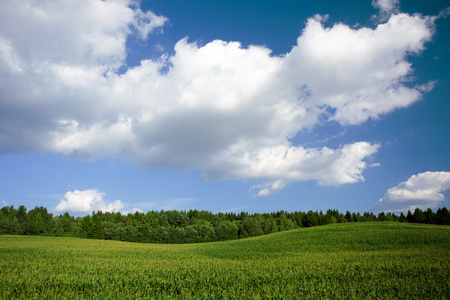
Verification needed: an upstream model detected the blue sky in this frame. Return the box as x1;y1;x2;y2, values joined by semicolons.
0;0;449;216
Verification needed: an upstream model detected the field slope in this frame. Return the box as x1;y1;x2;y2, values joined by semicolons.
1;222;449;299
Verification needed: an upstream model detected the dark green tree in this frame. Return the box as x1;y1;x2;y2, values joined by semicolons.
122;224;138;242
92;212;105;240
79;215;94;238
345;211;352;222
406;210;414;223
156;226;169;243
399;212;406;222
243;218;263;237
196;220;216;242
168;227;186;243
16;205;28;234
436;207;450;225
302;211;318;227
159;214;169;227
261;217;278;234
166;210;188;227
184;225;199;243
352;212;361;222
0;210;8;234
413;208;425;223
215;221;238;241
424;208;435;224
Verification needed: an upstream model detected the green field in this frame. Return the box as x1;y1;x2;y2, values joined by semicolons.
1;222;449;299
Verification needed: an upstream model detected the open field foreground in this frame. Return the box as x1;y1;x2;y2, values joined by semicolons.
1;222;449;299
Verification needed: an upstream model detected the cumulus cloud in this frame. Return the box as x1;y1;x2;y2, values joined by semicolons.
55;189;121;214
0;0;167;69
378;172;450;212
55;189;141;215
0;1;437;195
286;13;434;125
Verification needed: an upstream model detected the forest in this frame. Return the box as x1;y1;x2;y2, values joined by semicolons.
1;205;449;244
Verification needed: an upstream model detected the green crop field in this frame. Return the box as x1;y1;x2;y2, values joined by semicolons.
1;222;449;299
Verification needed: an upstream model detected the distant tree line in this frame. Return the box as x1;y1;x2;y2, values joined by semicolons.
1;205;449;243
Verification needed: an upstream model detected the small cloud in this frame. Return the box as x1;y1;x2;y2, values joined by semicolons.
155;43;165;52
1;200;8;207
105;199;125;212
312;14;329;23
252;180;287;197
219;206;247;213
435;7;450;20
371;0;400;22
372;0;400;13
416;81;436;93
376;171;450;212
132;9;169;40
55;189;140;215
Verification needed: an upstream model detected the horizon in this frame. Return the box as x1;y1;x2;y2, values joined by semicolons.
1;0;449;216
2;202;447;218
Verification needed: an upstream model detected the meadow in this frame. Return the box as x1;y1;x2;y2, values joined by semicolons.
1;222;449;299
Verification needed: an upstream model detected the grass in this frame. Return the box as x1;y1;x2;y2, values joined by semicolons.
1;222;449;299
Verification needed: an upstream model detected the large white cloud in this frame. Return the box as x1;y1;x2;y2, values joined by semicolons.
0;0;438;195
285;12;434;125
378;172;450;212
0;0;167;69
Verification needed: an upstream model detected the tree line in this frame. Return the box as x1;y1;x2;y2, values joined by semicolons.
1;205;449;244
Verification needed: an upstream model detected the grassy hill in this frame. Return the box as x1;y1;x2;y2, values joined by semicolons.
1;222;449;299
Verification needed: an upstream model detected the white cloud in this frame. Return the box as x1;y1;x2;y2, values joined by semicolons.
132;7;168;39
285;13;434;125
221;142;379;195
0;0;167;72
372;0;400;14
436;7;450;20
252;180;287;197
55;189;127;214
0;1;438;195
1;200;8;207
219;206;247;213
372;0;400;22
378;172;450;212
